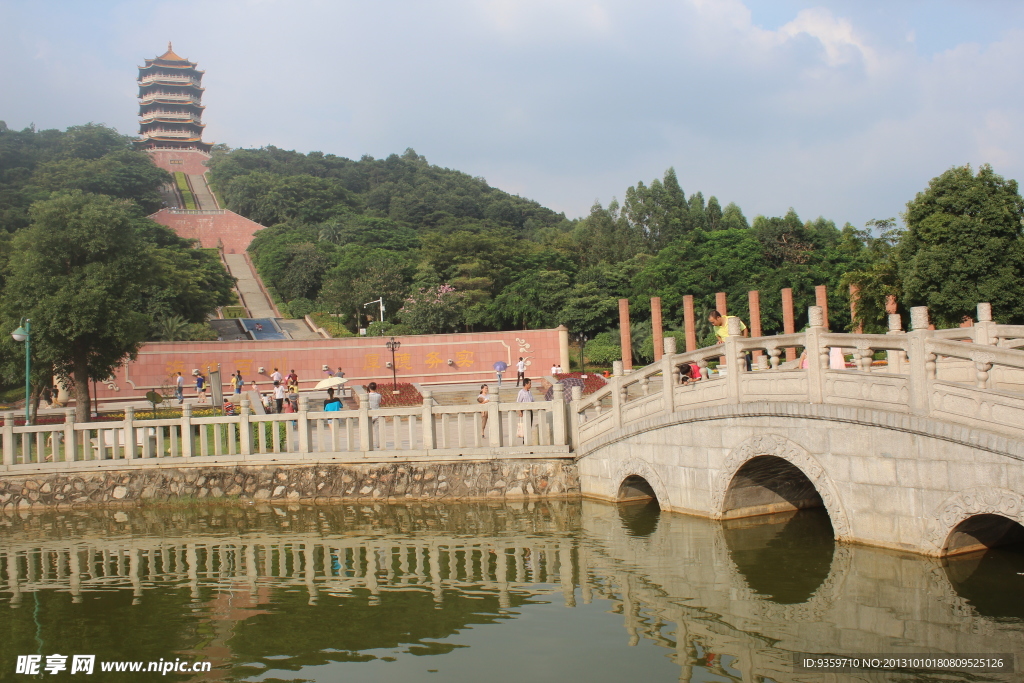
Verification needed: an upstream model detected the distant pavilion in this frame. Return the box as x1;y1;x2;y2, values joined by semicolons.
137;43;212;152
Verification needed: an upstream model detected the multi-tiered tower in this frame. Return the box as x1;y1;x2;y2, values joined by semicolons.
137;43;211;152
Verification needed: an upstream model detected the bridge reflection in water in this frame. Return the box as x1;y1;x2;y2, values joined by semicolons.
1;502;1022;681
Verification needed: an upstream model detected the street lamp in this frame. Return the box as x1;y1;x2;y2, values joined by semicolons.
385;336;401;395
577;332;588;374
363;297;385;330
10;319;31;425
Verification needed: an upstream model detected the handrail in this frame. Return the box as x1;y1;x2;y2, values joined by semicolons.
571;304;1024;452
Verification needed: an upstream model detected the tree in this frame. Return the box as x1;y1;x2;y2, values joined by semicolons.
399;284;467;334
1;192;152;420
556;283;618;337
491;270;570;329
897;164;1024;326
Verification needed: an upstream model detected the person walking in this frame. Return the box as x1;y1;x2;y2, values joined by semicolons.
232;370;244;395
516;378;534;442
272;380;285;413
196;372;207;403
515;357;527;387
175;372;184;404
477;384;491;438
270;368;283;384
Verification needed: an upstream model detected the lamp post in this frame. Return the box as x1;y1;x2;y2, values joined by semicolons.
385;336;401;395
577;332;588;374
10;319;31;425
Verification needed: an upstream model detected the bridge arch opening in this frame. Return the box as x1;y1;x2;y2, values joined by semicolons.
616;476;660;537
943;515;1024;618
722;456;826;521
617;475;658;505
942;514;1024;557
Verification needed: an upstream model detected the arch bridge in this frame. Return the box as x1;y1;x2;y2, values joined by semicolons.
575;303;1024;557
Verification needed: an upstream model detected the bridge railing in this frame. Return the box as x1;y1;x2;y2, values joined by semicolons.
1;386;570;473
573;302;1024;451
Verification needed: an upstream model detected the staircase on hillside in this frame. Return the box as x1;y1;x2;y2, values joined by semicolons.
187;174;219;210
223;253;277;319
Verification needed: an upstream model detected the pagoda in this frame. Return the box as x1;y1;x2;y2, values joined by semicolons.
137;43;211;152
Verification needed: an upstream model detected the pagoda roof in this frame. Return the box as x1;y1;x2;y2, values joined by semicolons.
139;42;203;71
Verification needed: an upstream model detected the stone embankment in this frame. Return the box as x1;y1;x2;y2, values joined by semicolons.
0;460;579;510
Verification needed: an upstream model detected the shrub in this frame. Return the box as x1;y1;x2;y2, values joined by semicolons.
288;297;315;318
310;312;354;337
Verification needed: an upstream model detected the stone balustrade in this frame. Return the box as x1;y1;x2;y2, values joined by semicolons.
573;303;1024;452
1;387;570;476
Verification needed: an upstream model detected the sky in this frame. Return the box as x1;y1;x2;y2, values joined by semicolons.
2;0;1023;229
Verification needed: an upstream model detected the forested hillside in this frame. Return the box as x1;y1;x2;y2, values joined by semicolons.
210;145;883;358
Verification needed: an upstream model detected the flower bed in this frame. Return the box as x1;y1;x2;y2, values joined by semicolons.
363;383;423;407
553;372;607;396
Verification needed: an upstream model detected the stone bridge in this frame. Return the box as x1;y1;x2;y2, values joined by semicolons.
576;304;1024;557
5;303;1024;557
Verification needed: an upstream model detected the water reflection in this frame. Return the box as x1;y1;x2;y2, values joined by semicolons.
0;500;1021;682
722;508;834;604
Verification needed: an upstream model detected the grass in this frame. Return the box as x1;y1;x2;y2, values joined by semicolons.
222;306;248;319
174;171;197;210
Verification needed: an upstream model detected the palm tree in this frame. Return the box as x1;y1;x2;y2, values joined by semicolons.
156;315;190;342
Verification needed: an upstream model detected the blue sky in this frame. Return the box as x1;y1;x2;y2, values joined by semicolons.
2;0;1022;230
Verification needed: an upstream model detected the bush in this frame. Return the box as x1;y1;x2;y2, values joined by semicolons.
584;331;622;365
310;312;354;337
288;297;315;318
367;321;414;337
186;323;220;341
222;306;247;318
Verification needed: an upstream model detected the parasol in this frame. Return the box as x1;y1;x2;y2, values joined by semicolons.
314;376;349;390
493;361;508;372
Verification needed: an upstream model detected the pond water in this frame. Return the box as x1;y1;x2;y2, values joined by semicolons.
1;500;1022;682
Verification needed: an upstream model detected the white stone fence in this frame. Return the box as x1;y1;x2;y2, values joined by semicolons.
1;386;570;475
573;303;1024;450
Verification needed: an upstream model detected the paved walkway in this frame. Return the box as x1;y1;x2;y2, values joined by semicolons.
223;254;277;319
278;319;320;340
188;174;218;210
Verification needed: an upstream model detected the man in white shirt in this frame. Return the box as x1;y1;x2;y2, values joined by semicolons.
175;372;184;404
271;368;283;384
515;357;527;387
366;382;382;447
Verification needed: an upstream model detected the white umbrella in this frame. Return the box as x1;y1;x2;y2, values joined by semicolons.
314;376;349;390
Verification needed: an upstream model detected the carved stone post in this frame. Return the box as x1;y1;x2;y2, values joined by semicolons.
297;395;310;453
805;306;825;403
123;406;136;460
180;403;193;458
3;412;15;466
651;297;664;361
975;302;996;346
488;391;501;448
63;409;76;463
551;384;568;446
661;337;676;414
724;316;743;403
907;307;931;415
239;399;253;455
421;390;437;450
359;395;374;452
886;313;905;374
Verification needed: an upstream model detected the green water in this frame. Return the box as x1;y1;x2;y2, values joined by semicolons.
1;500;1021;682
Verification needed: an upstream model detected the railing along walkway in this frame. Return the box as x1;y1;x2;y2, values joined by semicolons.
573;303;1024;451
1;387;570;475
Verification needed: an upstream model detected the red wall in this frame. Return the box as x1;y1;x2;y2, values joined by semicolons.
99;329;564;401
149;209;263;254
149;149;211;175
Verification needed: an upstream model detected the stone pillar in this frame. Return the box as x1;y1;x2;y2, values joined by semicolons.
978;302;993;322
661;338;676;414
715;292;727;316
421;390;436;450
806;306;825;403
910;306;929;331
725;317;743;403
618;299;632;371
551;384;567;446
782;287;796;361
849;284;863;333
3;412;14;466
886;314;905;374
62;409;76;464
180;403;193;458
748;290;762;363
651;297;664;361
123;406;136;459
975;302;996;346
239;399;252;455
815;285;829;330
683;295;697;352
297;395;310;453
556;325;570;373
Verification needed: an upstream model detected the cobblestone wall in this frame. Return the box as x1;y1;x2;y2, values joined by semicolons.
0;460;580;510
